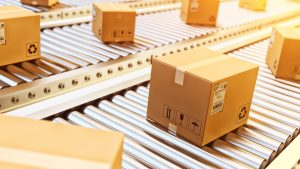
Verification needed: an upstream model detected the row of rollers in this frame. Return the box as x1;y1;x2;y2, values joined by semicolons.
52;39;300;169
52;83;288;169
0;10;216;90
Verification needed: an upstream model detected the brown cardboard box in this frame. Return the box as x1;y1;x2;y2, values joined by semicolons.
0;115;124;169
0;6;40;67
266;26;300;81
239;0;267;11
147;47;258;147
20;0;59;7
181;0;219;26
92;3;136;43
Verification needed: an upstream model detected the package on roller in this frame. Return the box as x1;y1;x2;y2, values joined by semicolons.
0;115;124;169
181;0;220;26
0;6;40;66
266;26;300;81
147;47;258;147
20;0;59;7
92;3;136;43
239;0;267;11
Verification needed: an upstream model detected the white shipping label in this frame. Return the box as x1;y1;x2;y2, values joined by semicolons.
0;22;5;45
211;82;227;114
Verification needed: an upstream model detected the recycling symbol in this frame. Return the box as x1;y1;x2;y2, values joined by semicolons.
28;44;37;54
239;106;247;120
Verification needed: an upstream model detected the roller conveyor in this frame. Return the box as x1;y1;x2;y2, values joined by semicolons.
48;39;300;169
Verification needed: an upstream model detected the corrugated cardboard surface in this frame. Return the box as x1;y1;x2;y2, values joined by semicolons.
92;3;136;43
0;115;124;169
148;47;258;146
180;0;219;25
20;0;58;7
266;26;300;80
0;6;40;66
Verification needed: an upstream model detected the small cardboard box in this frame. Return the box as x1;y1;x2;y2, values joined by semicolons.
266;26;300;81
0;6;40;67
92;3;136;43
0;115;124;169
20;0;59;7
239;0;267;11
181;0;219;26
147;47;258;147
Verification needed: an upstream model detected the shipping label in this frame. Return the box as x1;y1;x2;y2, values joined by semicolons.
211;82;227;114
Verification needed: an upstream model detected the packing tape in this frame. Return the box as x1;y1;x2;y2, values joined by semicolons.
295;74;300;80
0;146;111;169
175;55;230;85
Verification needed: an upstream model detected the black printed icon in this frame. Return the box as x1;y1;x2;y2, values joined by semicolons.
98;29;102;36
188;117;201;135
28;44;37;54
237;104;249;123
0;24;3;28
26;43;39;56
163;105;174;121
175;111;188;128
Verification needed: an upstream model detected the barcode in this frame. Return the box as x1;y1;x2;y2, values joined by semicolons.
213;102;223;110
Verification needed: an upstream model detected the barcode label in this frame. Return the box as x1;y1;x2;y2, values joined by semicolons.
211;82;227;114
0;22;5;45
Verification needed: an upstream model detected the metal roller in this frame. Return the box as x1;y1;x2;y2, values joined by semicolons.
34;59;66;74
0;69;24;87
246;120;292;145
236;126;285;153
20;62;53;78
223;133;276;162
211;139;268;169
41;52;80;70
98;101;250;169
67;111;187;169
6;65;39;82
124;90;148;107
0;81;8;90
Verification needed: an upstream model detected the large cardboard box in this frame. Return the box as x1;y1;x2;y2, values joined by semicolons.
0;6;40;67
181;0;219;26
92;3;136;43
239;0;267;11
20;0;59;7
0;115;124;169
266;26;300;81
147;47;258;147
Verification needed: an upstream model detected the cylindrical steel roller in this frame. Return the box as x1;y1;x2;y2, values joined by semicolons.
211;139;268;169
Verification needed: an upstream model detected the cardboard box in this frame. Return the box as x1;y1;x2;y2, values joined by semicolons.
0;6;40;67
181;0;219;26
147;47;258;147
0;115;124;169
92;3;136;43
266;26;300;81
239;0;267;11
20;0;59;7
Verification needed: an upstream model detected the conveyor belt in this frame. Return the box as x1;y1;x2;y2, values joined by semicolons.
2;0;300;91
50;39;300;169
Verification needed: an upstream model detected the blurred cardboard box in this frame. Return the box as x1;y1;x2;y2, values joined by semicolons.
266;26;300;81
147;47;258;147
0;115;124;169
20;0;59;7
181;0;219;26
0;6;40;67
92;3;136;43
239;0;267;11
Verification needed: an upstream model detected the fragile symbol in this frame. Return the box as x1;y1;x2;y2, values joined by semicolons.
175;111;188;128
163;105;174;121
